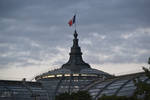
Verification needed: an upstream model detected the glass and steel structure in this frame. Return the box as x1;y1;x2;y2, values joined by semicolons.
83;72;149;100
0;80;49;100
0;30;149;100
35;30;112;100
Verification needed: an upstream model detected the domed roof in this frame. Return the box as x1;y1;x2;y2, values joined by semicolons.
36;68;110;77
35;30;111;79
35;30;112;100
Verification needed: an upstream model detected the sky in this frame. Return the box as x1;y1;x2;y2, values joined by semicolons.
0;0;150;80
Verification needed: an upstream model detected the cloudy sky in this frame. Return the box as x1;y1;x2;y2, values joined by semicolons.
0;0;150;80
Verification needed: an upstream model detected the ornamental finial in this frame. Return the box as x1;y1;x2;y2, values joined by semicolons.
74;30;78;39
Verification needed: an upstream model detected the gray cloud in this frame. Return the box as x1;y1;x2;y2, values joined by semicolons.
0;0;150;71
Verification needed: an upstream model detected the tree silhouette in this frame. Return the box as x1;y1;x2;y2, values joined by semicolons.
134;57;150;100
55;91;92;100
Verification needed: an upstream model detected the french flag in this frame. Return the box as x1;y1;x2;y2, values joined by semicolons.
68;15;76;27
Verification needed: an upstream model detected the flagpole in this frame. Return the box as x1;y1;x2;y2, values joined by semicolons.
74;14;76;31
74;11;77;31
75;19;76;31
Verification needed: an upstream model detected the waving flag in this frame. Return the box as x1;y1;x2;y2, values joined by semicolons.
68;15;76;27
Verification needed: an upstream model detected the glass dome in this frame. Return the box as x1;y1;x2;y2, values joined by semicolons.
35;30;112;100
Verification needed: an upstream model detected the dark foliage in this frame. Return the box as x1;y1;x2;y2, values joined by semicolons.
71;91;92;100
98;95;128;100
55;91;92;100
55;92;71;100
133;57;150;100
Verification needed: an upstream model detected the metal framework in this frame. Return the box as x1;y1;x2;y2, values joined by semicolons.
83;72;149;100
35;30;112;99
0;80;49;100
94;78;120;100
